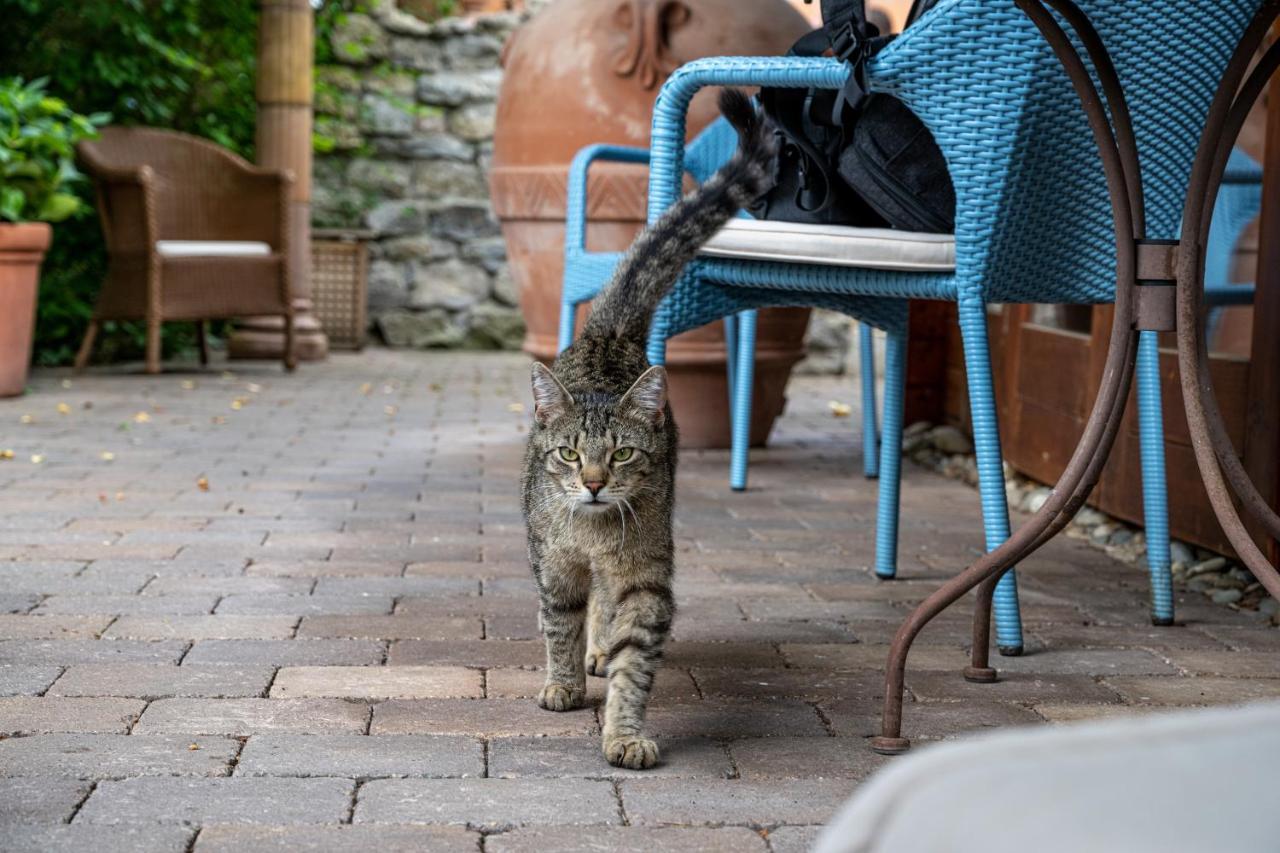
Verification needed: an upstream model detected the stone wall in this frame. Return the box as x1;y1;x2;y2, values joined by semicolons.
312;0;849;372
313;3;527;350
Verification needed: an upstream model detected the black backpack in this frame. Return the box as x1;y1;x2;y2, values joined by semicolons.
749;0;955;233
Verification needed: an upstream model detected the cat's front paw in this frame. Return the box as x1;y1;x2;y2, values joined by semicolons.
604;735;660;769
585;649;608;677
537;683;585;712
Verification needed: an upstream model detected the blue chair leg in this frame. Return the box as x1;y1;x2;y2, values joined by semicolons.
724;314;739;409
860;323;880;480
874;327;906;579
557;301;577;355
1136;330;1175;626
729;310;757;492
956;298;1024;656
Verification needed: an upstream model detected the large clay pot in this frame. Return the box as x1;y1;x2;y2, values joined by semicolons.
0;223;51;398
490;0;811;448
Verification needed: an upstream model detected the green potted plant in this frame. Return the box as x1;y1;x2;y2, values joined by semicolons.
0;77;105;396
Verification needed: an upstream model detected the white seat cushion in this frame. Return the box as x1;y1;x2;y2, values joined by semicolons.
156;241;272;258
700;218;955;272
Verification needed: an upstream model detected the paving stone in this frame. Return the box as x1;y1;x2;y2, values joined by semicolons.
0;733;237;777
387;639;543;668
0;615;112;639
0;824;193;853
0;664;61;696
0;697;145;735
1159;648;1280;678
643;699;827;738
621;778;850;826
35;595;219;615
781;643;967;671
1025;621;1232;651
104;616;298;640
247;560;407;578
356;778;619;829
489;737;733;779
991;647;1178;676
903;671;1123;704
0;593;39;613
692;668;886;700
297;615;482;640
77;777;355;824
50;664;275;698
487;827;768;853
270;665;481;699
663;642;788;670
314;577;479;596
143;577;314;597
1102;675;1280;705
134;698;369;735
766;825;825;853
820;698;1043;739
486;667;699;701
235;734;482;778
671;620;855;643
1032;702;1162;723
730;736;889;780
215;595;394;616
183;639;384;666
372;699;598;737
0;639;188;665
0;776;93;823
193;825;478;853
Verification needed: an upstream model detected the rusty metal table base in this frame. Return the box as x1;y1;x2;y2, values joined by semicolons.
872;0;1280;755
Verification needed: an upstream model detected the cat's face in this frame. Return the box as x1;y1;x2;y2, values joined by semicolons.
529;363;668;514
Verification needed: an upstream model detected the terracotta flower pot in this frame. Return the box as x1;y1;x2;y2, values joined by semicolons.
0;222;52;398
490;0;812;448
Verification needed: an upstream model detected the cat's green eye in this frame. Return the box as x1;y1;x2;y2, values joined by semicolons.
612;448;635;463
557;447;580;463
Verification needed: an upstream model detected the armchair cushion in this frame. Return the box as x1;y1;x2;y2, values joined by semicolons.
156;241;272;258
701;218;955;272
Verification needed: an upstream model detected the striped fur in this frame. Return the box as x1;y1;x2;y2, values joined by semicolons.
520;90;776;770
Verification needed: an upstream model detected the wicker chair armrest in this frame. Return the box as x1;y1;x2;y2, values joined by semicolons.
646;57;851;223
565;145;652;255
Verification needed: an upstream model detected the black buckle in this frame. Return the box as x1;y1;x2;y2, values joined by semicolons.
830;22;864;62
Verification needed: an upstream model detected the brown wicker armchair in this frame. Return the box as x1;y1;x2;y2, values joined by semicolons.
76;127;296;373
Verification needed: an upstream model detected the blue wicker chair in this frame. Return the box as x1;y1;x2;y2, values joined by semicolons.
560;119;885;483
632;0;1261;654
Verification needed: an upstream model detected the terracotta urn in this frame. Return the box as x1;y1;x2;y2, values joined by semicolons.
0;222;52;398
490;0;812;448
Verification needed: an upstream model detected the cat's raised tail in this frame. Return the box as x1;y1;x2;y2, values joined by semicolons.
578;88;777;348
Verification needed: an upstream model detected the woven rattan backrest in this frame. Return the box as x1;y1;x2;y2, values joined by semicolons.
82;127;276;243
873;0;1260;304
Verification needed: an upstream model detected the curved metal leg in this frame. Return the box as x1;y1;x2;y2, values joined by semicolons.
956;297;1024;656
874;328;906;579
1136;330;1176;625
729;310;757;492
860;323;880;480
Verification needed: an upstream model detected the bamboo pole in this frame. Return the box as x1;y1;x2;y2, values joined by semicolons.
230;0;329;361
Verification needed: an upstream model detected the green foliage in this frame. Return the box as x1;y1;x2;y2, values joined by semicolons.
1;0;262;365
0;77;107;223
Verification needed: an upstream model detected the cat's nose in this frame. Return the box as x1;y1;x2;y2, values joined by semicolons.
583;480;606;496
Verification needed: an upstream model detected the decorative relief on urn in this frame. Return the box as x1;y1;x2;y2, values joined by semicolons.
611;0;693;90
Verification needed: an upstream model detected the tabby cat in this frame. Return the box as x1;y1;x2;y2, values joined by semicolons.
520;89;777;769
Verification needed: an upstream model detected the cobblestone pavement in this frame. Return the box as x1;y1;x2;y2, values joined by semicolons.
0;350;1276;852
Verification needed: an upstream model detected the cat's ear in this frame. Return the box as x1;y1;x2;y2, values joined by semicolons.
619;366;668;426
530;363;573;425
